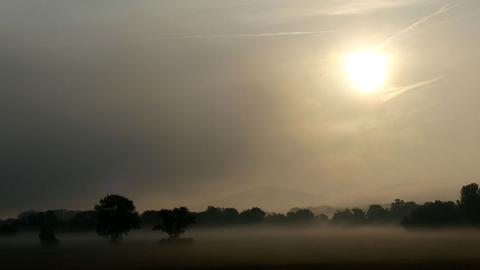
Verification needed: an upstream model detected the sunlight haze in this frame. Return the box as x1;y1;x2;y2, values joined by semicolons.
1;0;480;217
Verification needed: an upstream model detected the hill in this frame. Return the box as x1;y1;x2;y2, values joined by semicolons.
204;186;328;213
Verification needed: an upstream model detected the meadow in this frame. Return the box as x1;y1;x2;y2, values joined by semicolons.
2;226;480;270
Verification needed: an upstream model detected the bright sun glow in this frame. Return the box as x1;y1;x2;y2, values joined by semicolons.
344;49;389;93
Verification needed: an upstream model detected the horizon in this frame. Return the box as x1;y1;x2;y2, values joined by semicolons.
1;183;465;221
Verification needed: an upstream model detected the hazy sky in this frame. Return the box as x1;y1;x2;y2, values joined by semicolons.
1;0;480;217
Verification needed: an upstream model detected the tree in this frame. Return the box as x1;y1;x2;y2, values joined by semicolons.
286;209;315;223
239;207;266;224
141;210;164;228
331;208;366;225
315;213;330;224
265;213;288;224
366;204;389;223
196;206;222;227
459;183;480;206
0;219;17;236
351;208;367;223
389;199;418;222
458;183;480;224
69;211;97;231
94;194;140;244
39;229;59;246
402;201;461;228
195;206;239;227
43;210;59;229
153;207;195;239
222;208;240;225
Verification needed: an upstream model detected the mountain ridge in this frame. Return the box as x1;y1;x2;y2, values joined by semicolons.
203;186;329;213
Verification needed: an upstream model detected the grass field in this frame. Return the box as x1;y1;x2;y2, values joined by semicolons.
2;226;480;269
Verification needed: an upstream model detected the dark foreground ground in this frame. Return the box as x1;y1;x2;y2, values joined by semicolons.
2;227;480;269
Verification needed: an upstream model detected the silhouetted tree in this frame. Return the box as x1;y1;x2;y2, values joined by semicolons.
21;211;39;229
141;210;164;228
0;219;17;236
43;210;58;229
16;211;44;230
265;213;288;224
39;229;59;246
403;201;462;228
389;199;418;222
222;208;240;224
197;206;221;226
153;207;195;239
286;209;315;223
366;204;389;223
315;214;330;224
331;209;351;225
239;207;266;224
195;206;239;227
15;210;78;231
458;183;480;224
94;194;140;244
331;208;366;225
352;208;367;222
69;211;97;231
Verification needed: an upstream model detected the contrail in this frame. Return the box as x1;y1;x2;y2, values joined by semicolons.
156;30;338;40
427;9;480;29
381;3;459;47
374;2;461;104
379;76;443;104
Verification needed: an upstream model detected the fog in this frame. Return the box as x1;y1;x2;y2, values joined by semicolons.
3;227;480;269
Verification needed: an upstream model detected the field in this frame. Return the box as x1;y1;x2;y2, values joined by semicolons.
2;226;480;269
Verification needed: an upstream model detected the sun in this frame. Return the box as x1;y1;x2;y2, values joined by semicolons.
344;49;389;93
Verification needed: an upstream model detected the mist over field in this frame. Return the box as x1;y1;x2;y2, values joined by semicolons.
3;227;480;269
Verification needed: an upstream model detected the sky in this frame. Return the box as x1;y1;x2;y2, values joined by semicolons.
1;0;480;217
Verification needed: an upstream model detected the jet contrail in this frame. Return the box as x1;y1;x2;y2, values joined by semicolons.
156;30;338;40
427;9;480;29
379;76;443;104
381;3;459;47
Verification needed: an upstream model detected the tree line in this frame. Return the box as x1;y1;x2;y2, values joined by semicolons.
2;183;480;243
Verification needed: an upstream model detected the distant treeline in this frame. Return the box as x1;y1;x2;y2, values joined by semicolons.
2;183;480;236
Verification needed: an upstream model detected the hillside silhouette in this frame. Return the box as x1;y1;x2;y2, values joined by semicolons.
205;187;325;213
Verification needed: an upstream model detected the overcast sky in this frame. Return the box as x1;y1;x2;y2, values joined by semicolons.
1;0;480;217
